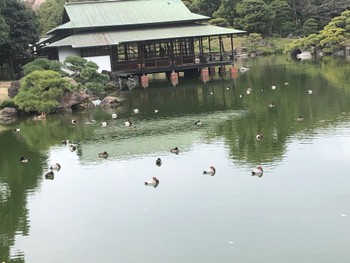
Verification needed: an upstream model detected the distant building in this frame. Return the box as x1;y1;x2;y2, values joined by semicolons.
36;0;245;76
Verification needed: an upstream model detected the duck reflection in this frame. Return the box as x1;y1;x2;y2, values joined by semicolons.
45;171;54;180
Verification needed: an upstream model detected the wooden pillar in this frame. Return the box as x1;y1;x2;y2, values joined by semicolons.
141;74;149;88
230;35;234;61
208;36;212;61
219;35;222;61
170;71;178;86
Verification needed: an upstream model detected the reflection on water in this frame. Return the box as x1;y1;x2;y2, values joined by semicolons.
1;56;350;263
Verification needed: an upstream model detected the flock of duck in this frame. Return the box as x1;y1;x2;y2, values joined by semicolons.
18;82;313;183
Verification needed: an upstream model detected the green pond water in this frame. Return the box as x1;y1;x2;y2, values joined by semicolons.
1;55;350;263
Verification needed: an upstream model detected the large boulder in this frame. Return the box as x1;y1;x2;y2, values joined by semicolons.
8;81;21;98
57;91;90;112
100;96;126;107
0;107;18;119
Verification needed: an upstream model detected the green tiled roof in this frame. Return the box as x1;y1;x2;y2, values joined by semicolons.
47;24;245;48
49;0;210;33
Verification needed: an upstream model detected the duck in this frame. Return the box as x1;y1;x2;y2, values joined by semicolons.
124;120;132;127
111;113;117;119
246;88;252;94
252;166;263;177
307;89;313;95
98;151;109;158
284;82;289;85
50;163;61;171
239;67;249;73
20;157;31;163
210;91;214;95
268;102;275;108
45;171;55;180
170;147;179;154
133;108;139;114
144;177;159;188
100;121;108;127
296;115;304;122
271;85;276;90
226;87;230;90
69;145;77;152
13;127;20;132
239;94;243;98
256;134;263;140
259;89;264;92
154;109;159;113
195;120;202;126
156;158;162;167
62;139;69;145
71;119;77;125
203;166;216;176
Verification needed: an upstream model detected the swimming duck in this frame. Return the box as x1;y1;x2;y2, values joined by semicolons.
111;113;117;119
271;85;276;90
98;151;109;158
20;157;31;163
124;120;132;127
144;177;159;188
284;82;289;85
239;67;250;73
45;171;55;180
71;119;77;125
62;139;69;145
69;145;77;152
268;102;275;108
154;109;159;113
13;127;20;132
246;88;252;95
101;121;108;127
256;134;263;140
170;147;179;154
50;163;61;171
307;89;313;95
203;166;216;176
156;158;162;167
133;108;139;114
296;115;304;122
195;120;202;126
252;166;263;177
210;91;214;95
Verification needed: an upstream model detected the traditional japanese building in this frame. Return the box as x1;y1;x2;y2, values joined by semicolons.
37;0;245;77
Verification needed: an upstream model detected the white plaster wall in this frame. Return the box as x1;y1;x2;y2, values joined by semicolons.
83;56;111;73
58;47;79;63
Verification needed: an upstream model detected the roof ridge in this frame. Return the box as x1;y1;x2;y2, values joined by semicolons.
66;0;154;6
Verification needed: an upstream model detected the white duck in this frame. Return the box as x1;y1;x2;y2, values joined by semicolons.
144;177;159;188
20;157;31;163
124;120;132;127
50;163;61;171
203;166;216;176
13;127;20;132
133;108;139;114
256;134;263;140
252;166;263;177
271;85;276;90
101;121;108;127
111;113;117;119
239;67;250;73
195;120;202;126
307;89;313;95
71;119;77;125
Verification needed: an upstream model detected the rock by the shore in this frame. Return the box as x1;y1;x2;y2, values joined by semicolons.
8;81;21;98
100;96;126;107
57;91;90;112
0;107;19;118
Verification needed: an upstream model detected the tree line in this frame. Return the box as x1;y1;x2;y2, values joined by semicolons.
1;0;350;79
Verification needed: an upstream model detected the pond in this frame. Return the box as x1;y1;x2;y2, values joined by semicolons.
1;55;350;263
